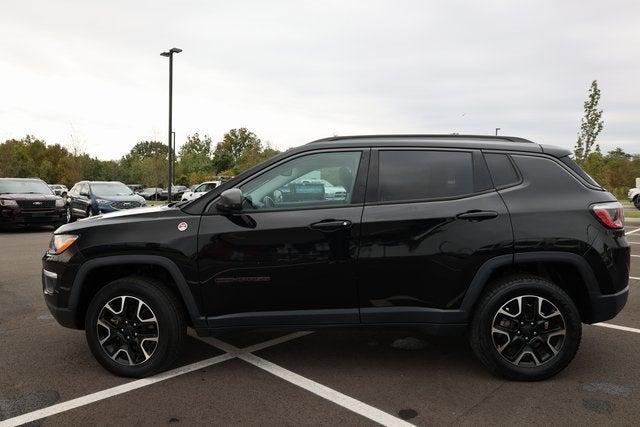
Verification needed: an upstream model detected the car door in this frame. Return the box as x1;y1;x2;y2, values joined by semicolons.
357;148;513;323
75;183;91;217
197;149;370;327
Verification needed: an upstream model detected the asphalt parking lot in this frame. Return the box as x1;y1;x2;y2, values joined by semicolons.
1;224;639;426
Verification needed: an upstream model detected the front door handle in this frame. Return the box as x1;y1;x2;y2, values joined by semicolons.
309;219;352;232
456;210;498;221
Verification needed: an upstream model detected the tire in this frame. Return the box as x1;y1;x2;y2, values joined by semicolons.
634;196;640;210
85;276;186;378
469;275;581;381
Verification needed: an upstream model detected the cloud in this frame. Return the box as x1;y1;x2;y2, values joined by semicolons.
1;0;638;159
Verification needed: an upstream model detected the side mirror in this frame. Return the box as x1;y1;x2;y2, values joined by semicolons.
216;188;243;212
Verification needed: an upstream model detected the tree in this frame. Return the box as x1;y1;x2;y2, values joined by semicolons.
176;133;213;178
212;128;262;173
574;80;604;164
212;128;281;175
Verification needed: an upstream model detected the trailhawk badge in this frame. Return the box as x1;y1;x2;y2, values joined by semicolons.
177;221;188;232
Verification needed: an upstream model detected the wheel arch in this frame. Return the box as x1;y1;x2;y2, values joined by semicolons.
462;252;599;322
69;255;205;329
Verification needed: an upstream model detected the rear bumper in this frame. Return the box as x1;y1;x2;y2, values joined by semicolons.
586;286;629;324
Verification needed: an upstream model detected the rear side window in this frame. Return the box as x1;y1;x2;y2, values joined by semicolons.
559;155;602;188
378;150;474;202
484;153;520;188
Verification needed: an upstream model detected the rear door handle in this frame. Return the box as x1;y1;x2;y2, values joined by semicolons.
309;219;352;232
456;210;498;221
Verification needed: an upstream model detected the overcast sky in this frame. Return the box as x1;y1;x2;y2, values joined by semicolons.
1;1;639;159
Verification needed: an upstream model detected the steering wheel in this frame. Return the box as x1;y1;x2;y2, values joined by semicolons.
263;195;276;209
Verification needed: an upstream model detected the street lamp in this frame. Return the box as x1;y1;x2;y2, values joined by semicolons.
160;47;182;202
495;127;501;136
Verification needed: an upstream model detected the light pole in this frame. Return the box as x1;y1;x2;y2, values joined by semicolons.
160;47;182;202
495;127;501;136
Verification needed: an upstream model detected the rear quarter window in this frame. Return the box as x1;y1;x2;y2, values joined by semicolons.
484;153;520;188
559;155;602;188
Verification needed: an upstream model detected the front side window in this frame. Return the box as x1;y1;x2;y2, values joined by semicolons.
378;150;474;202
240;151;362;211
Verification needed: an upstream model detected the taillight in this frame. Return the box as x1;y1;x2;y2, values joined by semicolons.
591;202;624;229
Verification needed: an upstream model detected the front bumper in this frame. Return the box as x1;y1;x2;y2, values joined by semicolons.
586;286;629;324
1;208;65;226
42;248;84;329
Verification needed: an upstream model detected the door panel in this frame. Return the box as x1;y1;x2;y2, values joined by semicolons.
197;206;363;326
357;192;512;322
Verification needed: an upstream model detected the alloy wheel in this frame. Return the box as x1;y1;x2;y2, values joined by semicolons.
96;295;159;366
491;295;566;367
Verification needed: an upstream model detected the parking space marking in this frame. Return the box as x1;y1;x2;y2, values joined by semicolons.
0;353;234;427
594;323;640;334
200;336;414;427
631;276;640;281
632;254;639;258
626;227;640;235
0;331;309;427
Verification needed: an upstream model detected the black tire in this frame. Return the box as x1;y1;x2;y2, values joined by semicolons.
85;276;186;378
469;275;581;381
634;196;640;210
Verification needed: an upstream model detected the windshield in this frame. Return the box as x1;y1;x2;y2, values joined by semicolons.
0;180;53;195
90;182;134;197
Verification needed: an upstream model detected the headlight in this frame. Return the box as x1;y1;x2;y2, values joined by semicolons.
48;234;79;255
96;199;112;205
0;199;18;207
55;199;65;207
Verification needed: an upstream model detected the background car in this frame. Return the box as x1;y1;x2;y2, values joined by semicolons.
181;181;221;201
139;187;164;200
66;181;146;222
48;184;69;198
1;178;65;228
629;178;640;209
127;184;144;194
159;185;187;201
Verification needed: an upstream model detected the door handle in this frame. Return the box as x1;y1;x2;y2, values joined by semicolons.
456;210;498;221
309;219;352;232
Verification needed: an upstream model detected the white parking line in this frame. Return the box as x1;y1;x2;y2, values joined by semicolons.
199;336;414;427
631;276;640;281
626;227;640;235
631;254;640;258
594;323;640;334
0;331;308;427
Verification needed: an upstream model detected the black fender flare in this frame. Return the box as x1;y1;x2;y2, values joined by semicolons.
460;251;601;315
69;255;206;327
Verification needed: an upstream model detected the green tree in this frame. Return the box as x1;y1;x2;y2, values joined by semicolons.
212;129;281;175
176;133;213;178
574;80;604;164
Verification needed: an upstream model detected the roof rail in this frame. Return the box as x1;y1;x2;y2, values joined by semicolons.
309;134;534;144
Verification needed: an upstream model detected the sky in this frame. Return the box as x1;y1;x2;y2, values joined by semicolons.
1;0;639;160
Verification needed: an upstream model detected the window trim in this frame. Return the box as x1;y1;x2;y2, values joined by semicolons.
365;147;492;206
204;148;371;215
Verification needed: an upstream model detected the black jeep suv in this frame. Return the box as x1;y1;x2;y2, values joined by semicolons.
42;135;630;380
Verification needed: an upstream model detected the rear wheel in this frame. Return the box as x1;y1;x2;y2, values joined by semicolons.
634;196;640;210
85;277;186;377
470;275;581;381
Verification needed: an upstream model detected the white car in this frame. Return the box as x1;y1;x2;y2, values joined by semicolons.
181;181;221;201
629;177;640;209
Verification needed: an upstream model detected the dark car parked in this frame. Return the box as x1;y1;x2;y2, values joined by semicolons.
159;185;188;201
66;181;146;222
139;187;164;200
1;178;66;228
43;135;629;381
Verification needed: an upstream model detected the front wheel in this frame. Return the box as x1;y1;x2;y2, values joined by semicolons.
85;277;186;377
470;275;581;381
634;196;640;210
